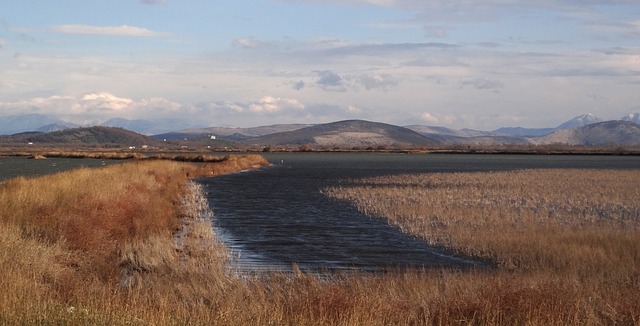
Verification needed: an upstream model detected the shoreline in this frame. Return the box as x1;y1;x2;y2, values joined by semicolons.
2;145;640;160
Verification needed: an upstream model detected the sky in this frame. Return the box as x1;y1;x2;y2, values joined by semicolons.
1;0;639;131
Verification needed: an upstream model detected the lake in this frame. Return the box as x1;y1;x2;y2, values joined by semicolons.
196;152;640;273
0;156;121;182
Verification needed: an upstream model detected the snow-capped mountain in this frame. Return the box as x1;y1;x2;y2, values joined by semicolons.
622;113;640;124
555;113;603;130
531;120;640;146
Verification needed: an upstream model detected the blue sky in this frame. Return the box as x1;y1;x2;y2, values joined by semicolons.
1;0;639;131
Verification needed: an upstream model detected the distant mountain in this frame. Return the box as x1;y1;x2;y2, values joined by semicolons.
36;122;78;133
101;118;198;135
243;119;439;149
3;112;640;150
531;121;640;146
405;125;492;138
492;127;555;137
491;113;602;138
5;126;163;147
622;113;640;124
155;124;314;140
102;118;158;135
555;113;603;130
0;114;65;135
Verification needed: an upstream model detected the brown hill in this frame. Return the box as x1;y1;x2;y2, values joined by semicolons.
242;119;440;149
1;126;163;148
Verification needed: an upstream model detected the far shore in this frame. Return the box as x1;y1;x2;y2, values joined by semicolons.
1;144;640;160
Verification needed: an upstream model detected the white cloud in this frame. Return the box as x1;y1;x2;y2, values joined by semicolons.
82;92;133;110
233;38;264;49
0;39;5;49
459;78;504;91
0;93;184;123
347;105;362;113
139;0;165;5
357;74;398;90
52;24;167;37
249;96;305;113
419;112;439;124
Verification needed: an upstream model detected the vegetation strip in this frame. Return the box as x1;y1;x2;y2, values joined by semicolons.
1;159;639;324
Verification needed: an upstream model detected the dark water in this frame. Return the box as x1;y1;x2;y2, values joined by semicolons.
197;153;640;272
0;157;121;182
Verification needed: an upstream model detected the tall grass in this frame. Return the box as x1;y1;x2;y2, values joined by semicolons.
323;169;640;324
2;161;639;324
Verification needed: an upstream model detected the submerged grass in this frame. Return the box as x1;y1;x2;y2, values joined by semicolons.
1;159;639;325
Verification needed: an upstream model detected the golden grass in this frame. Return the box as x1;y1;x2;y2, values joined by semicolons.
323;169;640;324
2;160;639;325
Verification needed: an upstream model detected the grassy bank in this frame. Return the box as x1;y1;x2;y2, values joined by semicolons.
2;160;639;325
0;155;270;324
3;150;251;162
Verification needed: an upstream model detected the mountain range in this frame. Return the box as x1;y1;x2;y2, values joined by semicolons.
1;113;640;149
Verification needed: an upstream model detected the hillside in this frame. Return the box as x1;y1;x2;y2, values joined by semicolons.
530;121;640;146
243;120;439;149
155;124;314;141
405;125;492;138
1;126;163;147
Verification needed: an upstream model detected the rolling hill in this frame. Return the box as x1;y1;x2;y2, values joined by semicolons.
242;120;439;149
1;116;639;151
154;124;313;141
1;126;163;148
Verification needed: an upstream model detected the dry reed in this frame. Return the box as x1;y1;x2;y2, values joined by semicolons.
2;160;639;325
323;169;640;324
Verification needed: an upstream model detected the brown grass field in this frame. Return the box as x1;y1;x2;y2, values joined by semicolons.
323;169;640;325
1;158;639;325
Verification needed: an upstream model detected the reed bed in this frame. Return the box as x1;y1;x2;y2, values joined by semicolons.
8;150;146;160
323;169;640;324
6;150;245;162
2;162;639;325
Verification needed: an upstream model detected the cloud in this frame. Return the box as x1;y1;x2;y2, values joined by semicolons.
82;92;133;110
459;78;504;91
195;99;363;125
291;80;306;90
585;20;640;39
139;0;165;4
0;39;5;49
419;112;439;124
233;37;264;49
357;74;398;90
423;25;448;38
0;93;184;124
52;24;167;37
319;42;459;57
419;112;457;125
249;96;305;113
315;70;346;91
347;105;362;113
